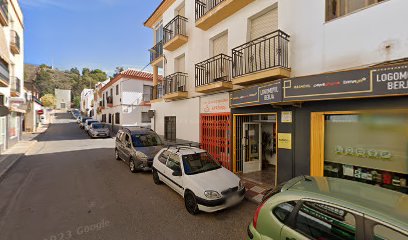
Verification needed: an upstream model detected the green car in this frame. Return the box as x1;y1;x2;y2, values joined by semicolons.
247;176;408;240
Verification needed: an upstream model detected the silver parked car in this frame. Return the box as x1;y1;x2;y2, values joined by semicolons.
84;119;99;131
88;123;110;138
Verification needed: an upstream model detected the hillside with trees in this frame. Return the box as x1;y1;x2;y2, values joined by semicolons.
25;64;109;108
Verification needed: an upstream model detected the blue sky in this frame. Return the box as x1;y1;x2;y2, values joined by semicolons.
21;0;162;75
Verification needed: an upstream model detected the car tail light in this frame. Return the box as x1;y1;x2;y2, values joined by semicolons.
253;201;265;229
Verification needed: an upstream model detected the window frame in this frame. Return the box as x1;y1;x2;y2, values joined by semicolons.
158;150;171;164
287;199;364;240
115;112;120;124
116;84;119;95
141;112;151;123
364;215;408;240
325;0;387;22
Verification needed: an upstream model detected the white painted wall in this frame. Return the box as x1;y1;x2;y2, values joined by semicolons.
151;97;200;142
55;89;71;110
80;89;93;113
279;0;408;77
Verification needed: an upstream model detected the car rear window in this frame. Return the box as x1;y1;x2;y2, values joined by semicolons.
273;201;296;223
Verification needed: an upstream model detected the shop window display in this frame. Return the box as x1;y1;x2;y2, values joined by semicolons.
324;113;408;194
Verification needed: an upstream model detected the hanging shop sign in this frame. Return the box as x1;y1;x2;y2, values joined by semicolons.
283;64;408;102
201;93;230;114
230;80;282;108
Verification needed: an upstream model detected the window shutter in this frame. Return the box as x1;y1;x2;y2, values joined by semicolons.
212;33;228;56
175;55;185;73
250;8;278;40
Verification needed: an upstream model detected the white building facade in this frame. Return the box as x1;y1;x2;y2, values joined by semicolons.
80;89;94;116
0;0;25;152
99;69;156;133
145;0;408;191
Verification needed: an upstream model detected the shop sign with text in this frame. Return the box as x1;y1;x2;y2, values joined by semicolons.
230;80;282;108
200;93;230;114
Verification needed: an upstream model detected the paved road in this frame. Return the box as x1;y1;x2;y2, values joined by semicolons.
0;113;256;240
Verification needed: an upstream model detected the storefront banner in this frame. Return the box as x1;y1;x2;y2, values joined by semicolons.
200;93;230;114
230;80;282;108
283;64;408;102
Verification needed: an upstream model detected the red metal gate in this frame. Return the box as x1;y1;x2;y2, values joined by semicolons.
200;113;231;170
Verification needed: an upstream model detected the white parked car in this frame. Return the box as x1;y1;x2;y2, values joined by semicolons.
152;146;245;215
84;119;99;131
88;123;110;138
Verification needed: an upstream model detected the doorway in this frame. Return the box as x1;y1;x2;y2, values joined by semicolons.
234;113;277;186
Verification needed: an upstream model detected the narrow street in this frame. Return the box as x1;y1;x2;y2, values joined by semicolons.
0;113;256;240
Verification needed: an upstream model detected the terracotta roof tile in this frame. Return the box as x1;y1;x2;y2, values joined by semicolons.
100;69;163;92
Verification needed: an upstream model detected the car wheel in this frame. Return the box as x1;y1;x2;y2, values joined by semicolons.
129;158;137;173
184;191;199;215
152;169;161;185
115;149;121;160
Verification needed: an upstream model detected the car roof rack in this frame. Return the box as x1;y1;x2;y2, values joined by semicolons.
165;143;202;153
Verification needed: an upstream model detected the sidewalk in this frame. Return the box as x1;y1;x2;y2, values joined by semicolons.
0;128;47;181
241;178;274;204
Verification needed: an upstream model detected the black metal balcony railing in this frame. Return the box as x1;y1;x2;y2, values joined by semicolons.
11;77;21;93
163;72;187;95
0;58;9;83
195;0;225;20
152;83;164;100
232;30;290;78
11;30;20;52
150;41;163;63
195;54;232;87
0;0;8;20
163;15;188;44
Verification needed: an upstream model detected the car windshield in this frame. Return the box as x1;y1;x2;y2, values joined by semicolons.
82;118;91;123
182;152;221;175
92;124;106;129
87;121;98;125
131;133;163;147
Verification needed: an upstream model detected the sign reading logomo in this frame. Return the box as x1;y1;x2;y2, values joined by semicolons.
230;80;282;108
283;64;408;102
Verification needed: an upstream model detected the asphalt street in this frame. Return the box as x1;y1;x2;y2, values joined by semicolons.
0;113;256;240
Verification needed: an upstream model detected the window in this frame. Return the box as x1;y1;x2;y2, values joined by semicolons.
155;23;163;43
142;112;151;123
295;201;356;240
159;150;171;164
0;94;4;106
373;224;408;240
116;85;119;95
110;88;113;97
131;133;163;147
164;116;176;141
124;134;131;144
102;114;106;122
326;0;385;21
143;85;153;102
115;112;120;124
166;153;181;172
108;114;112;123
273;201;296;223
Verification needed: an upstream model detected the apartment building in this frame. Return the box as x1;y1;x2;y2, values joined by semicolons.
99;69;158;133
80;88;94;116
0;0;25;152
145;0;408;193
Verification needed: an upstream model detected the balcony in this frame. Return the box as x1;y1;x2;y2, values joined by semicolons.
163;72;188;100
195;0;254;30
150;41;163;67
0;0;8;26
106;96;113;108
163;15;188;51
10;30;20;55
232;30;291;86
151;84;164;103
195;54;232;93
0;59;9;87
10;77;21;97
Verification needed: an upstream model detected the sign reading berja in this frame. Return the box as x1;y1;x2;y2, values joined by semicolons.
283;64;408;102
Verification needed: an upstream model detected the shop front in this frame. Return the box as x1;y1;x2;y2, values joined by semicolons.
230;81;289;188
200;93;231;169
230;62;408;193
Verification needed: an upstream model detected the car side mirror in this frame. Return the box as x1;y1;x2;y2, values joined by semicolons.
172;168;182;177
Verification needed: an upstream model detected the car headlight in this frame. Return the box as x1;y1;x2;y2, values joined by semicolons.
239;180;244;190
204;190;222;200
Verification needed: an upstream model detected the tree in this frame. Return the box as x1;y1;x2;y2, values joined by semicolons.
112;66;124;78
73;96;81;109
40;94;56;108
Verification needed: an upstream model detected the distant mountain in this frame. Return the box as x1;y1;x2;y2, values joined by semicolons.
24;64;108;108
